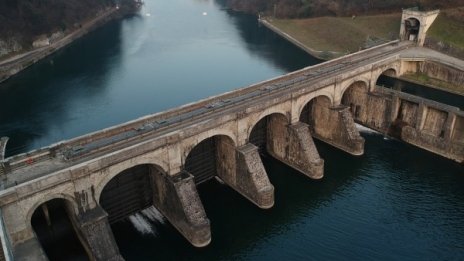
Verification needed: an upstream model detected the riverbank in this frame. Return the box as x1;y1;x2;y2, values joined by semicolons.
259;18;343;60
0;6;133;84
260;13;400;60
260;14;464;95
261;8;464;61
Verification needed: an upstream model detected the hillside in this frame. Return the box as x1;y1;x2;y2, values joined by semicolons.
267;7;464;59
227;0;464;18
269;13;401;58
0;0;136;57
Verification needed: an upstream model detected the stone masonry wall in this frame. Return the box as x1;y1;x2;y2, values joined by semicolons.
419;61;464;87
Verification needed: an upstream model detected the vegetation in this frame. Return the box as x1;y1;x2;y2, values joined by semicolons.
0;0;115;45
402;72;464;95
427;7;464;53
269;14;401;55
266;7;464;58
0;0;140;57
227;0;464;18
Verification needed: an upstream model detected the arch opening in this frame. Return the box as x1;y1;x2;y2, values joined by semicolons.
341;81;369;122
185;135;236;185
376;68;400;90
31;198;89;261
249;113;288;155
299;96;332;133
99;164;163;225
404;18;420;42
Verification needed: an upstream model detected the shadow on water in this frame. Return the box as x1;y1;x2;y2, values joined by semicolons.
0;20;124;157
100;132;464;260
112;140;367;260
215;3;321;72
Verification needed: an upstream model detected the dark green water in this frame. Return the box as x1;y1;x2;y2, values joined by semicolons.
1;0;463;260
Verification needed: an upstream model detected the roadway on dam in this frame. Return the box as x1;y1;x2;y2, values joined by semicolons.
0;0;463;260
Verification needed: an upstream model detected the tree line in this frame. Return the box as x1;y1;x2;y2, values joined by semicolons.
226;0;464;18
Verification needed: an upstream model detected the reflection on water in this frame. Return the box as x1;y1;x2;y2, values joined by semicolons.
111;133;464;260
0;0;317;157
222;9;321;71
0;21;124;156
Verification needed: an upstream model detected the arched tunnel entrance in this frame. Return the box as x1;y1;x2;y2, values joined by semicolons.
185;135;236;185
100;164;157;224
376;68;400;90
404;17;420;42
31;199;89;261
249;113;288;156
100;163;211;250
341;81;369;122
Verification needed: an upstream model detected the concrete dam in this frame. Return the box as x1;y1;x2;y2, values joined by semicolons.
0;40;463;260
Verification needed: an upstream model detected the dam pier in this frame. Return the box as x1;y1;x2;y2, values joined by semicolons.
0;37;462;260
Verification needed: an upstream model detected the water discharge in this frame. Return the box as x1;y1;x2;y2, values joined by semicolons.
128;213;155;235
0;0;463;260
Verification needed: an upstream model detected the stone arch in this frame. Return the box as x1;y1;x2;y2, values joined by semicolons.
341;81;370;122
248;112;289;155
27;193;79;227
29;196;88;260
380;68;398;77
95;156;169;203
339;77;370;101
98;163;167;224
374;67;400;90
184;134;236;184
403;17;421;42
299;95;333;134
295;92;334;123
246;109;290;142
181;129;238;163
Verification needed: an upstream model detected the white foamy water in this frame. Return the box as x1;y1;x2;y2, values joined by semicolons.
128;213;155;235
141;206;165;224
356;124;381;135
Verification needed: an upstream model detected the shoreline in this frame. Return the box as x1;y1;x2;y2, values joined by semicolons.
258;18;343;60
259;17;463;96
0;7;130;85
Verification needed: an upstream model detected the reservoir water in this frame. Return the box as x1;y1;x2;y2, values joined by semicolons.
1;0;463;260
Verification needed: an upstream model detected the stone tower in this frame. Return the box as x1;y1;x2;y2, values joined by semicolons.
399;8;439;46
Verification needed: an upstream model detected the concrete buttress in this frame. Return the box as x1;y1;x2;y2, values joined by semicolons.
233;144;274;209
311;106;365;156
76;206;124;261
152;171;211;247
269;122;324;179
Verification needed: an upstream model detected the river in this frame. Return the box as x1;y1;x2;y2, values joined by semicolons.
0;0;463;260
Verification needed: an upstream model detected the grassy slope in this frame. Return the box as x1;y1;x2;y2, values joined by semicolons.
269;8;464;54
270;14;401;53
427;8;464;51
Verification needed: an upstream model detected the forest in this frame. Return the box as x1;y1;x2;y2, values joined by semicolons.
0;0;115;42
